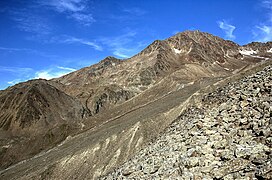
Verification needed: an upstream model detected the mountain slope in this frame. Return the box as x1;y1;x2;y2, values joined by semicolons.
0;79;86;169
0;30;271;176
53;31;269;116
102;64;272;179
1;57;271;180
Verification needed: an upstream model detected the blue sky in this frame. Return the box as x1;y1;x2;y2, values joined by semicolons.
0;0;272;90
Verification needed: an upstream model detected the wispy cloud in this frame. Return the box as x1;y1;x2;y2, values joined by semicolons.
262;0;272;22
40;0;95;26
0;66;33;86
0;46;58;58
0;47;28;51
122;7;147;16
109;7;146;22
1;65;76;87
57;36;103;51
112;48;133;58
9;0;94;40
0;66;33;74
0;66;33;87
7;79;22;85
43;0;88;13
57;66;76;71
252;0;272;42
99;31;146;58
217;20;236;40
254;25;272;42
69;13;95;26
10;9;52;35
34;66;76;79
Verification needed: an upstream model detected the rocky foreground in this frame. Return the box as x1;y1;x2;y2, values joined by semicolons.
101;65;272;179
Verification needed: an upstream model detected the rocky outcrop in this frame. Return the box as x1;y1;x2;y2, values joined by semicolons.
243;41;272;53
102;65;272;179
86;85;134;115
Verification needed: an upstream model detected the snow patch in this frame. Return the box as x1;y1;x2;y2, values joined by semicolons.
250;55;265;59
173;48;182;54
267;48;272;53
239;49;257;56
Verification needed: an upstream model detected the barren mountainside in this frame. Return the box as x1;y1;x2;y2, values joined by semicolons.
102;64;272;179
0;30;271;179
0;80;86;169
54;31;271;116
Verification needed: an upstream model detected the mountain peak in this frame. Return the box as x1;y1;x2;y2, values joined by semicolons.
0;79;85;131
101;56;120;61
138;39;170;55
1;30;271;174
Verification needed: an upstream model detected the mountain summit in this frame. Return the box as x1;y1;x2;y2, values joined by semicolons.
54;31;271;116
0;30;271;179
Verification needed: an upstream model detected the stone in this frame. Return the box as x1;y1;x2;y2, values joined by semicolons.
240;100;249;108
102;65;272;180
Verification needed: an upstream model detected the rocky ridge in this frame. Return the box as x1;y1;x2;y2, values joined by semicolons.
102;65;272;179
54;31;267;116
0;30;271;174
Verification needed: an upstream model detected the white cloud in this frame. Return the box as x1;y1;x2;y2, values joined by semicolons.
7;79;22;85
11;10;52;35
69;13;95;26
0;66;33;86
0;66;33;74
252;0;272;42
0;46;58;58
109;7;146;22
45;0;87;13
217;20;236;40
99;31;146;58
262;0;272;22
35;70;58;79
254;25;272;42
122;7;147;16
113;49;131;58
40;0;94;26
0;47;28;51
2;66;76;88
62;36;103;51
57;66;76;71
35;66;76;80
